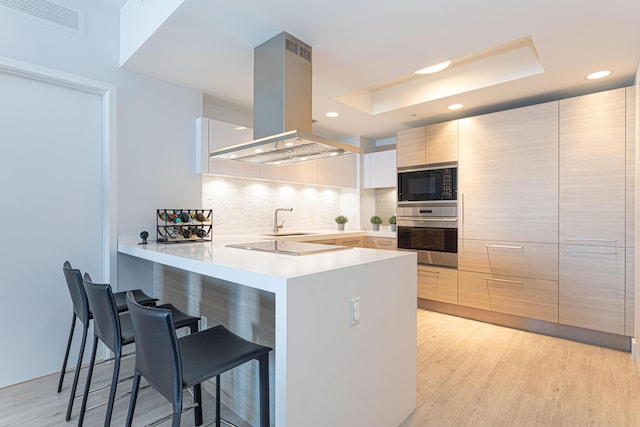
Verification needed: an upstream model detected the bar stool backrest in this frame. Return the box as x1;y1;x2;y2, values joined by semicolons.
62;261;89;324
83;273;121;353
126;292;183;407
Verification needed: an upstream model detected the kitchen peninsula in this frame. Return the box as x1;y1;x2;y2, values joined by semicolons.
118;232;417;427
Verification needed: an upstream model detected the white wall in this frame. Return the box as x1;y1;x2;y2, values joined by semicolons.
0;0;203;385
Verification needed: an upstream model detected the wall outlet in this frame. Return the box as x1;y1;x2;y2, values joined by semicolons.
350;297;361;326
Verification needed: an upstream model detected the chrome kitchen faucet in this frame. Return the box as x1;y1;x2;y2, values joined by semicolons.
274;208;293;233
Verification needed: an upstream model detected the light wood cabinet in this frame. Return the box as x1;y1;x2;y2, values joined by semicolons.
458;240;558;282
559;88;626;247
558;88;629;335
626;247;635;336
368;237;397;249
425;121;457;164
417;265;457;304
336;237;365;248
309;238;337;245
625;87;636;337
458;270;558;323
559;245;625;334
458;101;559;243
364;150;396;188
396;127;425;168
396;122;458;168
626;87;636;248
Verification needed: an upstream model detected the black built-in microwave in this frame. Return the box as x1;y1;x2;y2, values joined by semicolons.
397;165;457;203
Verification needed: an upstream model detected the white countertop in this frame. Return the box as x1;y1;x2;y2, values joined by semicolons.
118;230;407;293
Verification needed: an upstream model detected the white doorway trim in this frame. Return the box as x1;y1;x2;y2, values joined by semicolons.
0;56;117;284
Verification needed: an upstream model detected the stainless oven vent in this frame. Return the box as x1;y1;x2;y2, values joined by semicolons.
209;31;359;165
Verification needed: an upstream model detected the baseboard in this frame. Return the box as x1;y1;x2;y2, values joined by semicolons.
418;298;632;352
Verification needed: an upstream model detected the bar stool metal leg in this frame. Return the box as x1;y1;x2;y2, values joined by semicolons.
57;313;77;393
65;320;88;421
259;355;270;427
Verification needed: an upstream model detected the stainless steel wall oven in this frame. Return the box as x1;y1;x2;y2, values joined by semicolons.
396;203;458;268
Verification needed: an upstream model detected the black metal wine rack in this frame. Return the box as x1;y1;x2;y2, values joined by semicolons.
157;209;213;243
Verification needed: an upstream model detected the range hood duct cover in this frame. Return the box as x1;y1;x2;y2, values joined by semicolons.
209;32;359;166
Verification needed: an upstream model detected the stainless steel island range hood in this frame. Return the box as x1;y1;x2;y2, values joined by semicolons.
209;32;360;166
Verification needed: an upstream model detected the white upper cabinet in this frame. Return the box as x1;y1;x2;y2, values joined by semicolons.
364;150;396;188
318;155;357;188
196;117;357;187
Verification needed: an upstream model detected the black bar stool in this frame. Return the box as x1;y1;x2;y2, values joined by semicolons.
59;261;158;421
125;291;272;427
79;274;200;427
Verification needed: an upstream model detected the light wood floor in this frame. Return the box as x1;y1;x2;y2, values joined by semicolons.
3;309;640;426
402;310;640;427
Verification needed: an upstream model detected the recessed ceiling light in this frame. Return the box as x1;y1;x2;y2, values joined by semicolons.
448;103;464;110
255;148;262;153
234;126;248;130
329;152;339;157
586;70;612;80
415;60;451;75
285;142;294;147
325;112;340;118
229;154;237;159
300;157;308;161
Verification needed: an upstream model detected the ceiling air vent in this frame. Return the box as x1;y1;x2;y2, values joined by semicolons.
0;0;83;35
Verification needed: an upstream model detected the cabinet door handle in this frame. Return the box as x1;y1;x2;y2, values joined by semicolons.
460;193;464;224
565;249;618;255
484;277;523;285
485;244;523;250
422;270;441;275
565;237;617;243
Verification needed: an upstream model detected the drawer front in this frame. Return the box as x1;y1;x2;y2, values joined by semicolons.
626;247;635;337
458;270;558;323
458;239;558;281
559;244;625;334
372;237;397;249
309;238;337;245
417;265;457;304
336;237;364;247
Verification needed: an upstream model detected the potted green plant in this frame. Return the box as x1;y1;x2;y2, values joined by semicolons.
389;215;397;232
335;215;348;230
370;215;382;231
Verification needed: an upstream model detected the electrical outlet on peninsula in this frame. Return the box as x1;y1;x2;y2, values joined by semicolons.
350;297;361;326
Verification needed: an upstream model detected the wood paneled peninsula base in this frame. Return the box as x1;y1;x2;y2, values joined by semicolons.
118;235;417;427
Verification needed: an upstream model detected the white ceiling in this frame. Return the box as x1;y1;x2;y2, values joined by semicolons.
117;0;640;141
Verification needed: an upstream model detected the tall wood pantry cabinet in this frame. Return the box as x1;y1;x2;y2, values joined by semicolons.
558;87;633;335
457;101;559;322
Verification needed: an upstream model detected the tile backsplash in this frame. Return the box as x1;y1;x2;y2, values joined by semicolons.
202;175;360;232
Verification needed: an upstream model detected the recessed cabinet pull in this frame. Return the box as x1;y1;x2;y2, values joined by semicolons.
485;244;523;250
565;249;618;255
484;277;523;285
423;270;440;275
565;237;617;242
